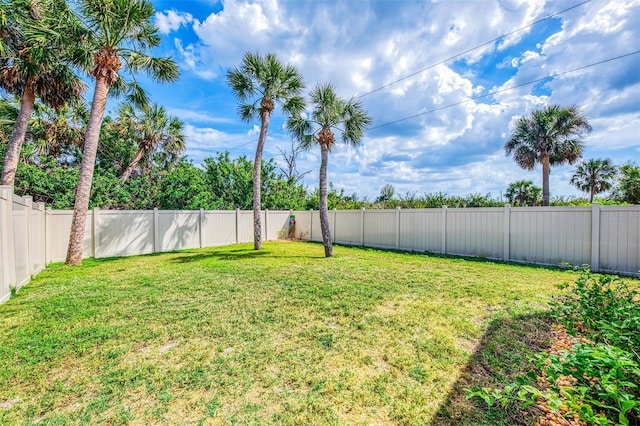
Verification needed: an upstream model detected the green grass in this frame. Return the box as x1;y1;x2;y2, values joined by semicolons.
0;241;580;425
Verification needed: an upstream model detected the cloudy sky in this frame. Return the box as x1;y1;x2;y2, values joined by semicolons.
140;0;639;201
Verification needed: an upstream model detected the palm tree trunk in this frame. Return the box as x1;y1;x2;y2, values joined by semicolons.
1;84;36;186
120;146;146;181
542;154;551;206
65;77;109;265
319;144;333;257
253;109;270;250
590;188;595;203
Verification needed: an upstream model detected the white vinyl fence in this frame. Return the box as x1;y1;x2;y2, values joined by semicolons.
297;205;640;277
1;185;639;305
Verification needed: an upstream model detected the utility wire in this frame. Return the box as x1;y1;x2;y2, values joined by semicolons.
368;50;640;131
356;0;591;99
226;0;591;152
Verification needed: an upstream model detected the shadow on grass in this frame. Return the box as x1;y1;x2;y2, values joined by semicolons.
431;312;554;426
170;244;326;263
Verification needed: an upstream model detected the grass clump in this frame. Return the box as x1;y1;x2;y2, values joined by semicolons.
0;242;579;424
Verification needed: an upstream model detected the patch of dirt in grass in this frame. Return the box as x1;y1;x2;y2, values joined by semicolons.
0;397;21;409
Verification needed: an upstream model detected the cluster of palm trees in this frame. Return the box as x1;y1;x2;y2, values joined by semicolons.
1;0;179;265
227;52;371;257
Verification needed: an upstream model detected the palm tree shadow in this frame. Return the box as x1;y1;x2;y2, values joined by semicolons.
170;245;326;263
431;312;554;425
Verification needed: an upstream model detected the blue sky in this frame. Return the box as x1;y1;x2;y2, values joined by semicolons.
135;0;640;201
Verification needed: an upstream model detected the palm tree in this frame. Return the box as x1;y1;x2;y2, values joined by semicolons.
287;83;371;257
227;52;304;250
62;0;179;265
505;180;541;206
29;100;87;162
504;105;592;206
570;158;617;203
117;102;185;181
0;0;84;186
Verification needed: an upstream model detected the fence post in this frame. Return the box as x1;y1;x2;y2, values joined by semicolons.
92;207;99;258
153;208;160;253
396;206;401;249
235;208;240;244
503;204;510;262
591;203;600;272
265;209;269;241
199;208;204;248
441;206;447;254
22;196;34;278
0;186;16;293
361;207;365;247
45;207;52;265
309;209;313;241
332;209;337;243
37;202;45;272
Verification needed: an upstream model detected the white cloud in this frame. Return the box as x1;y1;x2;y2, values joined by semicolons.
155;10;194;34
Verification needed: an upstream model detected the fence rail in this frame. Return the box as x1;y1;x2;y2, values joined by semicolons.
1;186;639;304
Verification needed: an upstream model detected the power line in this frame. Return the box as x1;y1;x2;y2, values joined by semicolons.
368;50;640;131
356;0;591;99
225;0;591;152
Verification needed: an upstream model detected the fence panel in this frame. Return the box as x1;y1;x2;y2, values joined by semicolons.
510;207;591;267
49;211;93;262
310;210;324;242
266;210;292;240
398;209;442;252
98;210;154;258
157;211;200;252
599;206;640;275
291;210;312;240
446;208;504;259
237;211;267;243
202;210;237;246
31;202;45;274
335;210;362;245
363;210;396;249
12;195;30;287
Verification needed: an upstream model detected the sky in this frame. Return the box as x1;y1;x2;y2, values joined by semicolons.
135;0;640;201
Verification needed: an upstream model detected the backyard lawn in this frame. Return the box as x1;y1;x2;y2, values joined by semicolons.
0;241;577;425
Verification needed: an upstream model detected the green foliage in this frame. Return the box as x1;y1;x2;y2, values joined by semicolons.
505;180;541;206
157;161;217;210
553;269;640;360
467;269;640;425
616;164;640;204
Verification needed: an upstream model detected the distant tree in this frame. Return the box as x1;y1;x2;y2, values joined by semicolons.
0;0;84;186
117;102;185;181
227;52;304;250
276;140;311;184
376;184;395;203
570;158;617;203
287;83;371;257
504;105;592;206
505;180;542;206
62;0;179;265
616;164;640;204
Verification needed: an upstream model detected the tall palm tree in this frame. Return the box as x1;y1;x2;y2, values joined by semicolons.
62;0;179;265
570;158;617;203
117;102;185;181
287;83;371;257
505;180;541;206
227;52;304;250
504;105;592;206
0;0;84;186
